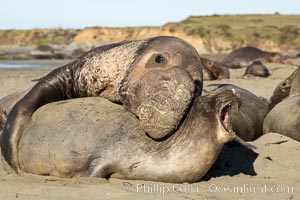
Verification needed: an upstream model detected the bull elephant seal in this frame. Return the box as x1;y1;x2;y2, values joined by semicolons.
268;67;299;110
1;36;203;173
263;66;300;141
14;87;240;183
223;46;285;68
203;84;269;141
243;60;270;78
200;57;230;80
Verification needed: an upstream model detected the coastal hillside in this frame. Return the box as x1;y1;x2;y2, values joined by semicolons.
1;14;300;54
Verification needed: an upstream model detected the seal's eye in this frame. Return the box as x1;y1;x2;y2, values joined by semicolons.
145;54;168;68
155;54;165;64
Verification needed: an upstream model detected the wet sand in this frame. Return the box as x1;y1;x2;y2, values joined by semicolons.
0;60;299;200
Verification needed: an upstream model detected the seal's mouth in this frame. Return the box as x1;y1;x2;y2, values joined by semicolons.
219;101;238;133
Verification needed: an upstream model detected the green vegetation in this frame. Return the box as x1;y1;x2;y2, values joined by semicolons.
0;15;300;52
125;28;135;38
37;38;48;46
169;14;300;50
0;29;80;46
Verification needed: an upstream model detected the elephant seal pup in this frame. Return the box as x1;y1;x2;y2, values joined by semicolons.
263;66;300;141
1;36;203;173
243;60;270;78
203;84;269;141
15;88;240;183
200;57;230;80
223;46;285;68
268;67;299;110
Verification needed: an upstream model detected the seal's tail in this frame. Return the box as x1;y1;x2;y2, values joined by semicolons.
0;106;7;132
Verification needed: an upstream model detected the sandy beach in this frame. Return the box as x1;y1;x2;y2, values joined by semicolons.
0;60;299;200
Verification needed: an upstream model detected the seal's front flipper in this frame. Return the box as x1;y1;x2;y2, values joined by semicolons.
85;161;116;178
234;136;257;150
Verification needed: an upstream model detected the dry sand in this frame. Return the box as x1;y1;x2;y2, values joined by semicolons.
0;61;299;200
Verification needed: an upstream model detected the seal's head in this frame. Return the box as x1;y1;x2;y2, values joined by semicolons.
194;87;240;144
269;67;299;110
123;36;203;139
200;57;230;80
268;52;284;64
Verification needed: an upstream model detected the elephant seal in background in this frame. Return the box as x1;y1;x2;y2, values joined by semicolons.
203;84;269;141
200;57;230;80
1;36;203;173
243;60;270;78
263;66;300;141
223;46;285;68
15;88;240;183
268;67;299;110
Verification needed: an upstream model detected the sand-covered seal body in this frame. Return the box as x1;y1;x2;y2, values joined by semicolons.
263;66;300;141
243;60;270;78
15;88;239;183
200;57;230;80
223;46;285;68
203;84;269;141
1;36;203;172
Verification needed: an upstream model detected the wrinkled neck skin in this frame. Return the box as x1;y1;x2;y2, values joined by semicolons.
75;40;146;101
112;100;230;183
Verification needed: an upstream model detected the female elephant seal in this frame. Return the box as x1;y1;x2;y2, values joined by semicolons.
200;57;230;80
15;88;239;183
263;66;300;141
1;36;203;173
223;46;285;68
268;67;299;110
203;84;269;141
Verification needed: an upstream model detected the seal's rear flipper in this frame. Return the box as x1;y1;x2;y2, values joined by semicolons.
0;106;7;131
85;161;116;178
